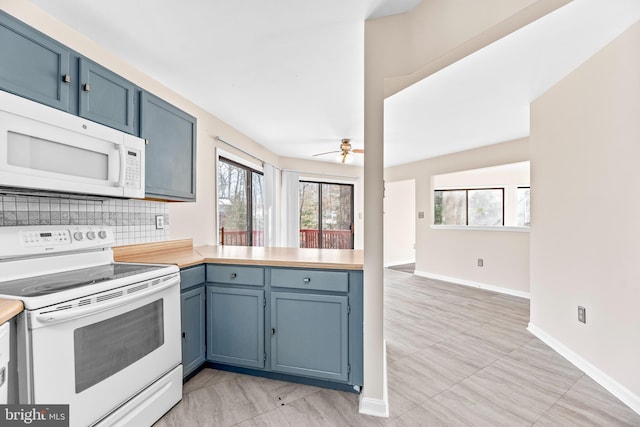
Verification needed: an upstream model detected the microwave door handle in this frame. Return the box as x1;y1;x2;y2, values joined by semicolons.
117;143;126;187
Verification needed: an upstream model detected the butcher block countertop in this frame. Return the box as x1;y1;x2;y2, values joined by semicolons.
195;245;363;270
113;239;204;268
0;298;23;324
114;240;363;270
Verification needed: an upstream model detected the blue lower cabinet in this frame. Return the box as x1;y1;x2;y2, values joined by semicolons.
180;265;206;378
270;292;349;382
203;264;363;389
180;285;205;377
206;286;265;369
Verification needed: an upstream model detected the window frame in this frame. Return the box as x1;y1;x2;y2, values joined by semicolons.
434;187;505;226
217;155;264;246
516;186;531;227
299;179;355;249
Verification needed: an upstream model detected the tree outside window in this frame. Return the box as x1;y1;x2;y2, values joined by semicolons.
218;157;263;246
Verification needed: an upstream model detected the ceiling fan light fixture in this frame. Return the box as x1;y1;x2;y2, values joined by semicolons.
336;152;354;164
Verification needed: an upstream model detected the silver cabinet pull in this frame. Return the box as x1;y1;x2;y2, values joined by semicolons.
230;273;237;279
62;74;71;83
83;83;91;92
303;277;311;283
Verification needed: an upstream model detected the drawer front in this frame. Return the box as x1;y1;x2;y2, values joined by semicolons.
270;269;348;293
180;265;205;290
206;265;264;286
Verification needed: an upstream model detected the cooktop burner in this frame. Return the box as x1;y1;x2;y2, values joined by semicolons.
0;263;167;298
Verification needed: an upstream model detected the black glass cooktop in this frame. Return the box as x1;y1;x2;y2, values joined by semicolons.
0;263;168;298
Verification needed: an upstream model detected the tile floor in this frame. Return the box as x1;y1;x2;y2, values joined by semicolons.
155;269;640;426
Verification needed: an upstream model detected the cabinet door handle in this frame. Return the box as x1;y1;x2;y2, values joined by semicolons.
62;74;71;83
303;277;311;284
181;332;186;338
83;83;91;92
271;328;276;335
230;273;237;279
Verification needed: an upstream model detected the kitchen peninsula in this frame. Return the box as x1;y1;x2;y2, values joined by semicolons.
114;241;364;391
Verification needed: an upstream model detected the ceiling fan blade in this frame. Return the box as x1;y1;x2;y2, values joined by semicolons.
312;150;340;157
352;149;365;154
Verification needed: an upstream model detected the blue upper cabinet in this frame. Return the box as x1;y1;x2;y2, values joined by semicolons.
140;91;197;201
0;11;71;111
78;58;136;134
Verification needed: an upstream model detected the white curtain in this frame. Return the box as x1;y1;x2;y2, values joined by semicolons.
281;170;300;247
263;163;279;247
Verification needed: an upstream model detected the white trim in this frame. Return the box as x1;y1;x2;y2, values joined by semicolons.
359;340;389;418
285;169;359;181
217;147;264;172
527;323;640;416
414;270;530;299
384;259;415;268
430;225;530;233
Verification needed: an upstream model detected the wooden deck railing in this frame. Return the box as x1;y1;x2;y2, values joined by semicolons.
220;228;264;246
299;229;352;249
220;228;351;249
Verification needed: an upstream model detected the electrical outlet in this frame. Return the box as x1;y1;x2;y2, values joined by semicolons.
418;211;425;219
155;215;164;230
578;306;586;323
477;258;483;267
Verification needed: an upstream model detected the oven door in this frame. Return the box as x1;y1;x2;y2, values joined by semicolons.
25;273;181;427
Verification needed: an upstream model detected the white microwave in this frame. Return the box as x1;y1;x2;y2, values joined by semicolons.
0;90;145;198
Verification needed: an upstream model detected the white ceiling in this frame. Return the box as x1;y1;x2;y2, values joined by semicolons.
384;0;640;166
28;0;640;168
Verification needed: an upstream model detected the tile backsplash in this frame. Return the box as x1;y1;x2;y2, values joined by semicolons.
0;192;169;246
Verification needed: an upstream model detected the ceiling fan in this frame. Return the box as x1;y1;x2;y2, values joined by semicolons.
312;139;365;164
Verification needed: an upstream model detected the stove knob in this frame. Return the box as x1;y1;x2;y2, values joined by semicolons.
98;230;108;239
86;231;96;240
73;231;84;241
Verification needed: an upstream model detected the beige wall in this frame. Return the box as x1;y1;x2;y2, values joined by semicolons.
530;20;640;410
385;139;530;296
383;179;415;267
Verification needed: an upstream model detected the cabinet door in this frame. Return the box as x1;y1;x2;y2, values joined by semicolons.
207;286;264;368
271;292;349;382
0;12;70;110
181;286;206;377
78;58;135;134
140;91;197;201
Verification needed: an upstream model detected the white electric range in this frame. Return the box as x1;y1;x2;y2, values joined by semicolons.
0;225;182;427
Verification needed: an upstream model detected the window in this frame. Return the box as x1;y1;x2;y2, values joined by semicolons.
299;181;354;249
218;157;264;246
516;187;530;226
434;188;504;226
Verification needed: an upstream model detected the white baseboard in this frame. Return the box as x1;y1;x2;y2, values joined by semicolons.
528;323;640;415
384;259;415;268
414;270;530;299
359;340;389;418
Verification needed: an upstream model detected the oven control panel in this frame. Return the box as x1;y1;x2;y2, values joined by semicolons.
21;230;71;246
0;226;115;258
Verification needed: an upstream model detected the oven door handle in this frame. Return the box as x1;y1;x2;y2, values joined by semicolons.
35;275;179;325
